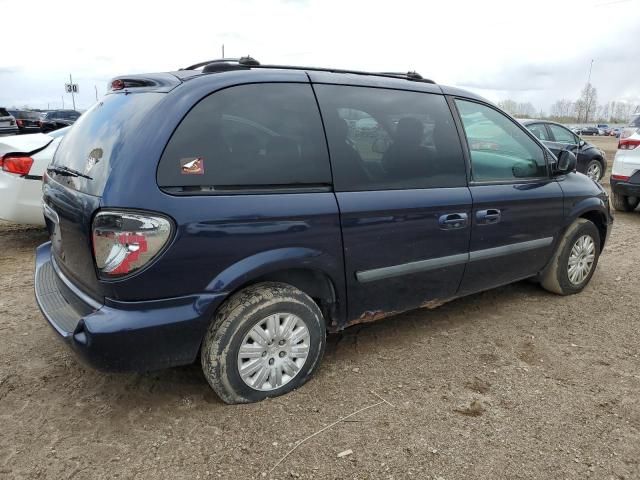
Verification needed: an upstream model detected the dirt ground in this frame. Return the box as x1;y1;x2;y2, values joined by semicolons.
1;136;639;480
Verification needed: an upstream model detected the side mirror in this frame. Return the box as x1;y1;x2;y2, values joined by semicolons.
556;150;577;174
578;139;586;148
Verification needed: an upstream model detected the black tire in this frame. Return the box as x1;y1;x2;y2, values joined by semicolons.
540;219;601;295
585;159;604;181
612;191;639;212
201;282;326;404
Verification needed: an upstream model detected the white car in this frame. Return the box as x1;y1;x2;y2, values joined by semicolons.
610;113;640;212
0;128;68;225
0;107;18;136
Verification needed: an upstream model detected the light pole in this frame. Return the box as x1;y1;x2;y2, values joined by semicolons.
584;59;594;123
69;74;76;110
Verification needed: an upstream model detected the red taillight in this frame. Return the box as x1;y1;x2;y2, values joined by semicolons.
1;155;34;175
111;79;125;91
16;119;23;127
92;211;172;279
618;138;640;150
611;174;630;181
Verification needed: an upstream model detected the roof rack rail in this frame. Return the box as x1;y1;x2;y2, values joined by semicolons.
378;71;424;80
182;56;260;70
181;57;435;84
248;65;435;84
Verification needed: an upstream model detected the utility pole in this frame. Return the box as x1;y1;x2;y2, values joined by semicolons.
69;74;76;110
94;85;99;102
61;95;65;109
222;44;225;58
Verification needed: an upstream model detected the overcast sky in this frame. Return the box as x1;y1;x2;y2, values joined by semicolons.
2;0;639;113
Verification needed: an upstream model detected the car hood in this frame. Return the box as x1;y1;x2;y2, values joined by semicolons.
0;133;53;156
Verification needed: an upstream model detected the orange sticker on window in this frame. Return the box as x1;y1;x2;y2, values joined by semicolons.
180;157;204;175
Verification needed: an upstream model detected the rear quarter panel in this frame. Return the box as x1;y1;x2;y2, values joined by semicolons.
95;71;347;320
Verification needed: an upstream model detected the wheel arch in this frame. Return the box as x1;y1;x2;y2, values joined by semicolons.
578;209;608;251
205;247;345;328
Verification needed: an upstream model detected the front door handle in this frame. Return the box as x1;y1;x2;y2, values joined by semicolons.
476;209;501;225
438;212;468;230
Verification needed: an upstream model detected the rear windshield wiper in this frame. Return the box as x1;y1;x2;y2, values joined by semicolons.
47;165;93;180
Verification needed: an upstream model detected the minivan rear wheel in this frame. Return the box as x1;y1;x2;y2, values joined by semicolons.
612;191;639;212
201;282;326;404
539;219;601;295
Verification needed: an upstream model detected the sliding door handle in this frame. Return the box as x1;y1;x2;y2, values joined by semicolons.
438;213;468;230
476;209;501;224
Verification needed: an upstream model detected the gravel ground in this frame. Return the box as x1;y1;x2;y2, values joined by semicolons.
1;137;638;480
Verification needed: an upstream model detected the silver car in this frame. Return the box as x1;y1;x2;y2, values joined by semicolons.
0;107;19;136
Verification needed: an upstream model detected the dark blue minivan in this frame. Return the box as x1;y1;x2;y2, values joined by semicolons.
35;58;613;403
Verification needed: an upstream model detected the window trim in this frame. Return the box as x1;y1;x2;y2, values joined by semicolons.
450;97;552;186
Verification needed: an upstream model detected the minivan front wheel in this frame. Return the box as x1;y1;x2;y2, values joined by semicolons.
201;282;326;404
540;219;601;295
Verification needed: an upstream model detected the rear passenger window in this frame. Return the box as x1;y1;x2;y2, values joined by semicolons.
315;85;467;191
548;124;578;144
527;123;550;141
158;83;331;190
456;100;547;182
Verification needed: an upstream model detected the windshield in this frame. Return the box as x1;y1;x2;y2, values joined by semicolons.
51;93;164;196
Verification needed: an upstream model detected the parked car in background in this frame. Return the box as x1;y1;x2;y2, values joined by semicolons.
0;108;18;136
0;128;68;225
521;119;607;180
579;126;600;136
610;127;622;138
611;114;640;212
39;110;81;133
9;110;42;134
35;59;612;403
597;124;610;135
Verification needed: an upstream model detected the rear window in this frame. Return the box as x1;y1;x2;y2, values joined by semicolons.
51;92;164;196
0;108;9;117
9;111;40;119
630;115;640;128
157;83;331;191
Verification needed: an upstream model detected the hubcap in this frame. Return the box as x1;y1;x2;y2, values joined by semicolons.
567;235;596;285
587;162;601;180
237;313;310;391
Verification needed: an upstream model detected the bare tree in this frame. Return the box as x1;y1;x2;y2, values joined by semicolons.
577;83;598;122
550;99;574;121
497;99;537;118
613;102;635;123
497;99;518;116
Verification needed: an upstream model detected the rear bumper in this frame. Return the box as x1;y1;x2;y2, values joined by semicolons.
34;242;227;372
611;179;640;197
0;127;18;136
0;171;46;226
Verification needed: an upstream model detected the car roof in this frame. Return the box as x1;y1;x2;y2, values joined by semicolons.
519;119;574;129
108;58;489;104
